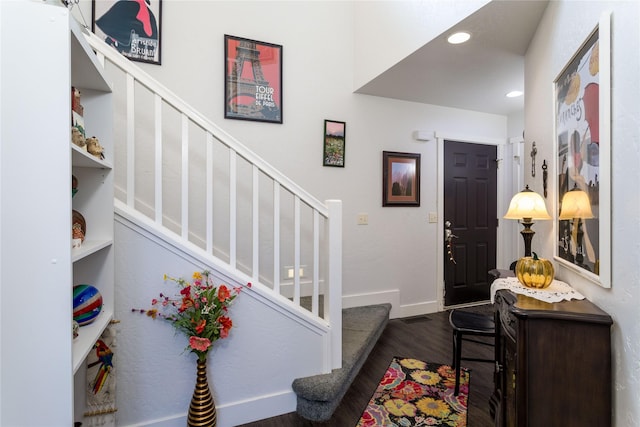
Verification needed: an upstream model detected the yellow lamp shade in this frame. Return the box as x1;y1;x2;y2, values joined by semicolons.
559;186;594;220
504;186;551;221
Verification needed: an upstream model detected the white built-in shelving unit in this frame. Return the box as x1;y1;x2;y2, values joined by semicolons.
0;2;114;425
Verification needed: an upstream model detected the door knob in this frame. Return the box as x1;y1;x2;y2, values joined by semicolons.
445;220;458;264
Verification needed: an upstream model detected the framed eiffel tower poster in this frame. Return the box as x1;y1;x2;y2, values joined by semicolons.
225;35;283;123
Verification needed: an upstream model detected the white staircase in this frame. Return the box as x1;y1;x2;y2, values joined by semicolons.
79;25;344;425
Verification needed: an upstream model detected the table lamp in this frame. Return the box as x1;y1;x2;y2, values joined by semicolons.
504;185;551;257
558;184;594;265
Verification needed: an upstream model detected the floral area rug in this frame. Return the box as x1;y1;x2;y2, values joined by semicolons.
356;357;469;427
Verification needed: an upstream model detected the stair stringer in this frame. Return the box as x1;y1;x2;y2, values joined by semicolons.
113;202;334;426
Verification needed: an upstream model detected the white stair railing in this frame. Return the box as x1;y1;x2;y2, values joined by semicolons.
82;27;343;370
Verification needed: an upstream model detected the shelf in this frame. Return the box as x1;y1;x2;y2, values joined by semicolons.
70;19;111;93
1;3;115;425
72;307;114;374
72;144;113;169
72;239;113;263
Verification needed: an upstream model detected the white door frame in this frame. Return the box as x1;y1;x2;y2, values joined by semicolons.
499;137;525;267
435;133;520;310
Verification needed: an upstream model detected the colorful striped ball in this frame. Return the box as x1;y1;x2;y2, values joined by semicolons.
73;284;103;326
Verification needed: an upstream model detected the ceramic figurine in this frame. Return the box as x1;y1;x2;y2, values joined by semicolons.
72;175;78;198
86;136;105;160
72;222;85;242
73;320;79;339
72;127;86;149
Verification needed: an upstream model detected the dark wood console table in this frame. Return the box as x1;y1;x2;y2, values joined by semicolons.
492;287;613;427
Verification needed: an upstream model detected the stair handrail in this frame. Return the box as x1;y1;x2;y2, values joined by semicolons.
82;27;328;216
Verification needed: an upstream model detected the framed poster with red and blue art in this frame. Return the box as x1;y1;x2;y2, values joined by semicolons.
92;0;162;65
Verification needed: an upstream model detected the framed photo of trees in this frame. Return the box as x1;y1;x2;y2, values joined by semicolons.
382;151;420;207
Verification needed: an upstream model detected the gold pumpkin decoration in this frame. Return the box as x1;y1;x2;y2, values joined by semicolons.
515;252;555;289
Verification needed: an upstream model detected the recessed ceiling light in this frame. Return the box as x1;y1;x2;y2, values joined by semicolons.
447;32;471;44
506;91;524;98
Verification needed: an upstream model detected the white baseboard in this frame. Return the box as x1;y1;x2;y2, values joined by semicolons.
343;290;401;318
342;291;439;319
398;300;440;318
218;389;297;426
120;390;297;427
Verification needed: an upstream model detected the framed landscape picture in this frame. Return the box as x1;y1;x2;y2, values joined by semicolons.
224;35;283;123
92;0;162;65
323;120;346;167
382;151;421;207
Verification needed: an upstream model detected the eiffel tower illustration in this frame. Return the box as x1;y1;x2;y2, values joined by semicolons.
226;40;281;121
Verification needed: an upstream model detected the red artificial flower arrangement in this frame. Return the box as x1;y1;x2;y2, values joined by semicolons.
133;270;250;362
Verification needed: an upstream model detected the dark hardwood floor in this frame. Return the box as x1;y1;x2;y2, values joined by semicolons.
238;306;495;427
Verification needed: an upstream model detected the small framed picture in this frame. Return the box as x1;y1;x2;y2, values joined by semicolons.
92;0;162;65
382;151;421;207
323;120;346;167
224;35;283;123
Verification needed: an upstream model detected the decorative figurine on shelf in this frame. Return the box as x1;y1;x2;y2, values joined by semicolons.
72;209;86;248
86;136;105;160
88;339;114;395
72;175;78;198
72;222;85;241
72;223;85;248
72;127;86;149
73;320;80;339
73;284;103;326
72;87;83;115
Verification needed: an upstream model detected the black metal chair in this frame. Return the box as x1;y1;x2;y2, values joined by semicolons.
449;309;496;395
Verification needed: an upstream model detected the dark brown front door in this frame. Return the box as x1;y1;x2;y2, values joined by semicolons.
444;140;497;306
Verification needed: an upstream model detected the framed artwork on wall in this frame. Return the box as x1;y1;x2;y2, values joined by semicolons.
92;0;162;65
382;151;421;207
553;11;611;288
224;35;283;123
323;120;346;167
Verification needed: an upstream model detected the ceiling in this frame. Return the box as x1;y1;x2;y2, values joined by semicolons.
355;1;549;116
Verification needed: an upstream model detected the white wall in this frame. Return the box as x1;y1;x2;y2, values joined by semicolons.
76;0;508;317
353;0;489;89
114;217;328;426
525;1;640;425
507;110;524;139
69;1;515;425
65;0;640;425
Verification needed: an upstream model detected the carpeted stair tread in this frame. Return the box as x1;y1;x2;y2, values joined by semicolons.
291;303;391;421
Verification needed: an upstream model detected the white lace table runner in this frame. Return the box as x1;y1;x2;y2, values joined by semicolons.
491;277;585;303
